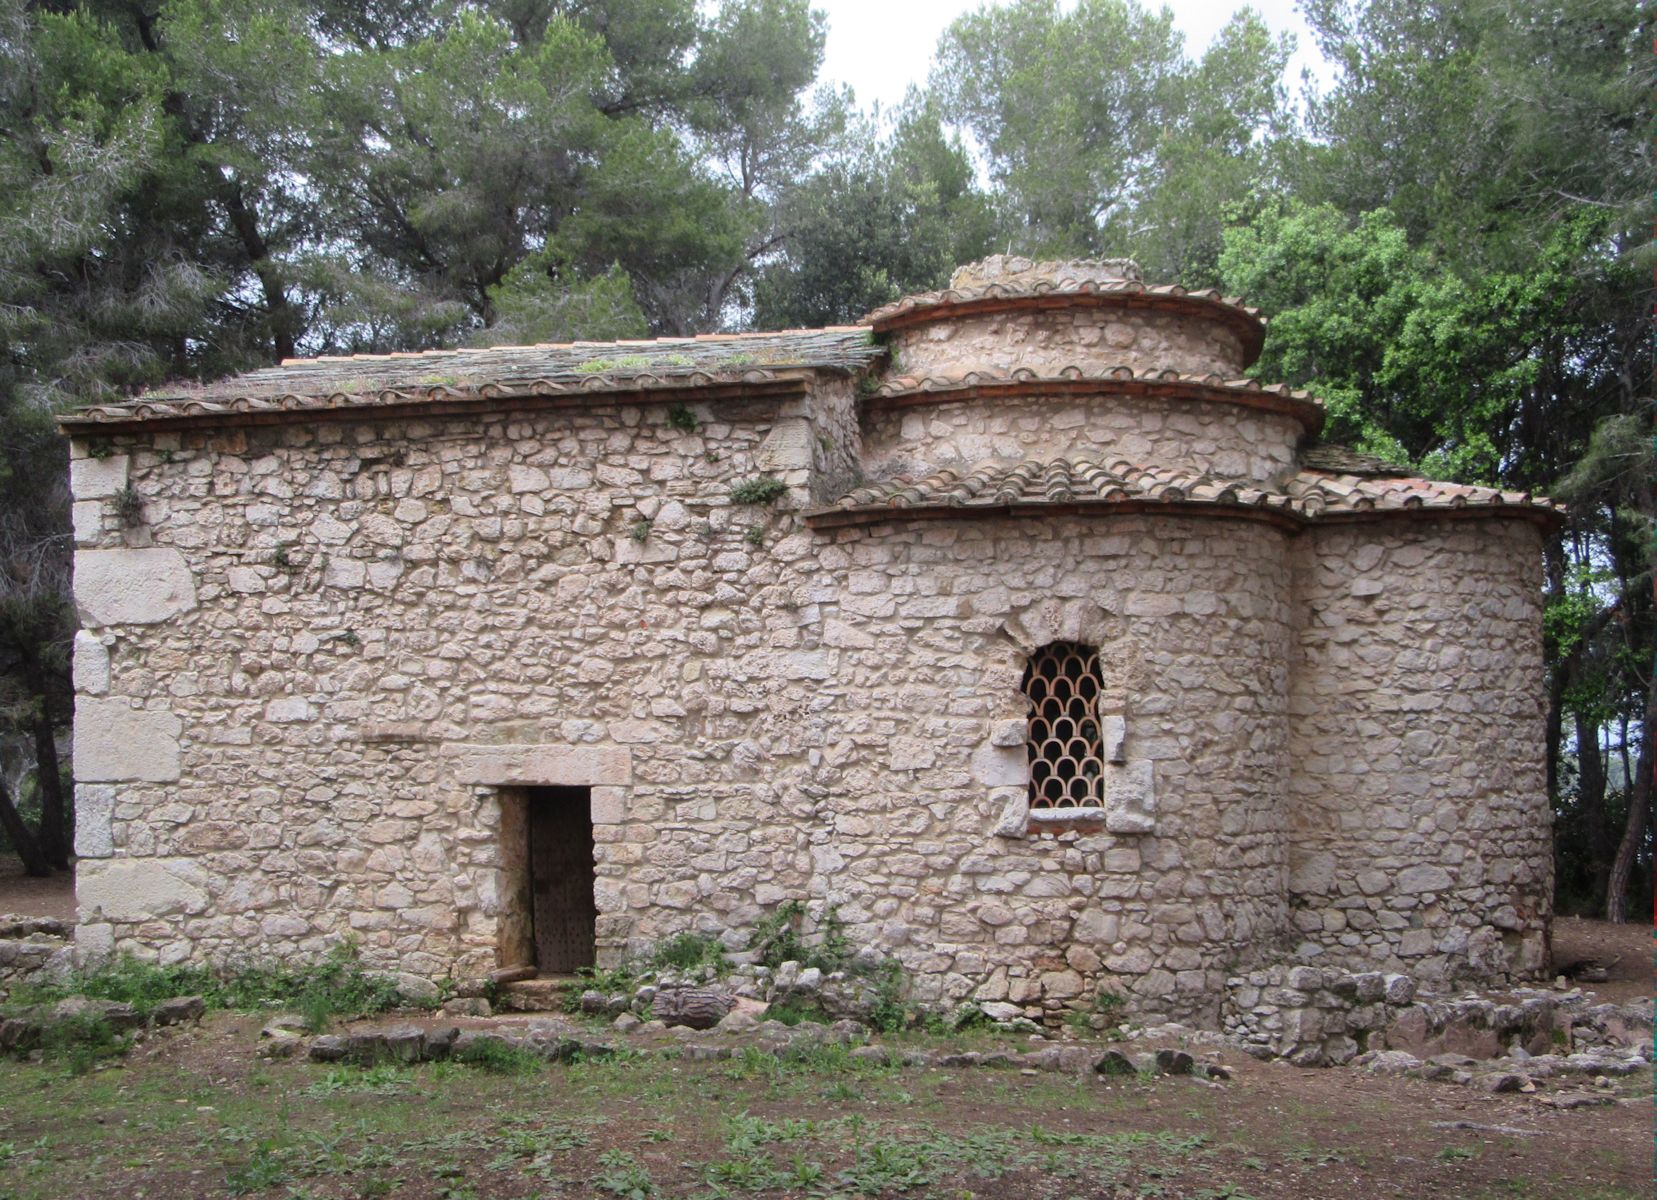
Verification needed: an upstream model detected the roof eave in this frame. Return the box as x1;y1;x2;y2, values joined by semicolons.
58;371;819;436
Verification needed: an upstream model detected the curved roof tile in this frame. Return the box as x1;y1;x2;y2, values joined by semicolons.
808;455;1561;528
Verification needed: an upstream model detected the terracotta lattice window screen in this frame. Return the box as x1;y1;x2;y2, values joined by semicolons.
1022;642;1105;809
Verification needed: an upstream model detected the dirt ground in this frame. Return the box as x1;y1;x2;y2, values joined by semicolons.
0;859;74;922
0;1011;1649;1200
1550;916;1653;1007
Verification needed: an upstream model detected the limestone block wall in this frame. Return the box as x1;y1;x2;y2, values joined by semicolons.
67;390;850;975
861;392;1304;483
1286;519;1551;984
888;308;1249;380
801;513;1296;1025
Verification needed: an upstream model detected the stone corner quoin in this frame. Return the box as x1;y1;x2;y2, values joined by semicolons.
61;254;1554;1028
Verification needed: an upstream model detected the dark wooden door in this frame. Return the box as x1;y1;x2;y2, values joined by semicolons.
528;787;596;974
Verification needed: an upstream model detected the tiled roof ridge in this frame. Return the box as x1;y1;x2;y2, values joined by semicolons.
864;278;1261;326
59;367;814;429
273;325;872;370
868;366;1325;429
60;327;884;429
808;453;1562;526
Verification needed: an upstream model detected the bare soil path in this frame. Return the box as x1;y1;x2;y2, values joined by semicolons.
0;859;74;922
0;1012;1647;1200
1550;915;1653;1007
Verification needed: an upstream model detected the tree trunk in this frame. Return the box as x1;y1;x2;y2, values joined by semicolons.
0;775;51;877
20;653;68;869
1575;713;1613;910
1606;674;1654;922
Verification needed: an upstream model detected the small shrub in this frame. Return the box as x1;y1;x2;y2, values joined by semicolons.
750;900;809;968
112;484;144;526
865;961;908;1033
9;955;214;1017
455;1038;544;1074
729;476;788;505
666;402;698;433
11;940;401;1029
765;997;831;1026
748;900;858;974
650;931;727;974
628;517;652;542
278;941;404;1032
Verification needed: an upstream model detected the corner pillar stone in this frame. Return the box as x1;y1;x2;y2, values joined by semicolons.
73;699;181;782
74;548;198;627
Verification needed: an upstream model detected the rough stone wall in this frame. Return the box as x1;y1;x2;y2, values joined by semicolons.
70;384;1298;1024
804;377;863;500
68;393;841;975
67;347;1554;1025
1286;519;1551;984
889;309;1248;380
861;392;1302;483
802;514;1296;1025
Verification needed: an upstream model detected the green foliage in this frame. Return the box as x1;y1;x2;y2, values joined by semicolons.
224;1142;290;1195
593;1149;655;1197
728;475;789;505
111;483;143;527
454;1038;544;1075
930;0;1289;280
865;960;909;1034
36;1012;127;1075
762;997;831;1026
665;402;699;433
649;930;728;974
7;941;406;1029
751;100;996;328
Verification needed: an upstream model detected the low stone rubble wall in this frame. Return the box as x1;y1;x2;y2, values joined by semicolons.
0;993;205;1053
1223;963;1652;1069
0;915;75;993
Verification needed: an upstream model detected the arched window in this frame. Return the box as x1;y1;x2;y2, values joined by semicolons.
1022;642;1105;810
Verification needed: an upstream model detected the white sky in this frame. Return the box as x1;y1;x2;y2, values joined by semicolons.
815;0;1334;114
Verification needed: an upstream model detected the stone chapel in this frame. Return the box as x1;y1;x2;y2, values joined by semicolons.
60;256;1559;1025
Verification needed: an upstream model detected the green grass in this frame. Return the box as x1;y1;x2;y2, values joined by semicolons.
4;940;410;1034
452;1038;545;1075
0;1012;1643;1200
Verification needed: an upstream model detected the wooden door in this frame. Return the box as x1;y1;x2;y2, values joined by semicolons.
528;787;596;974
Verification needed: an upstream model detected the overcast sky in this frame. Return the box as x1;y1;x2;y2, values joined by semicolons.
814;0;1334;113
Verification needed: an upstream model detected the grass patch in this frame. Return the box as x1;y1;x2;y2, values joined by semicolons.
36;1012;128;1075
649;930;728;974
4;939;408;1033
453;1039;545;1075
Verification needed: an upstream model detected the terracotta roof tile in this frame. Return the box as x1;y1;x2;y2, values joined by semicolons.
1299;444;1413;476
863;278;1261;326
808;455;1561;527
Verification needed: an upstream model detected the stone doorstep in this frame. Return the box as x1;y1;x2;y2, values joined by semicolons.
494;977;578;1013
